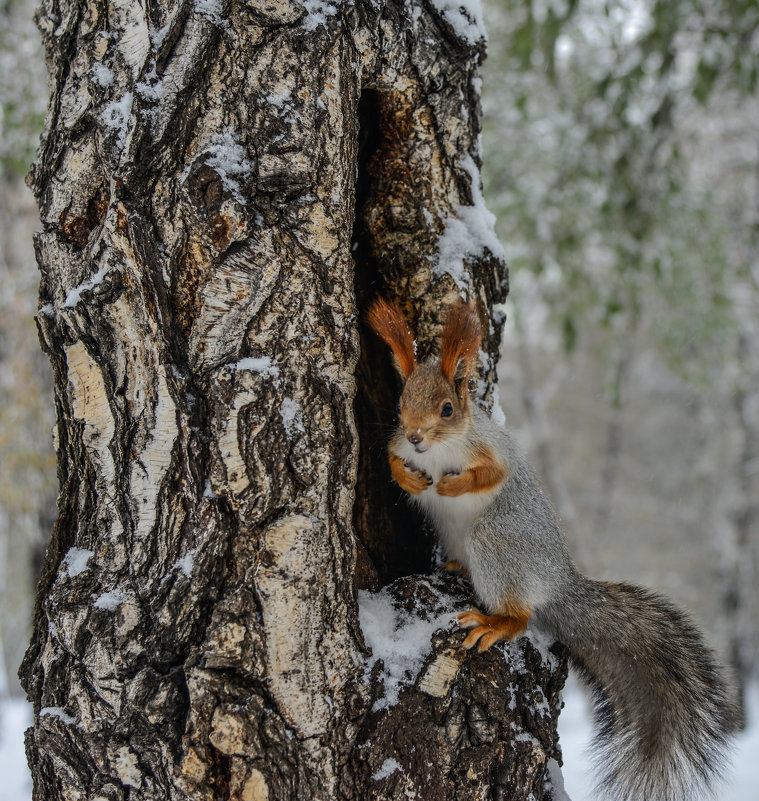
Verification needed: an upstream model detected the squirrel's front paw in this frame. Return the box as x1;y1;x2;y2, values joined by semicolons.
389;452;431;494
436;471;468;497
398;463;433;495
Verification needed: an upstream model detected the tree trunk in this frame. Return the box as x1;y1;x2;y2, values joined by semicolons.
20;1;567;799
0;175;56;699
590;311;639;546
722;330;759;721
511;305;578;551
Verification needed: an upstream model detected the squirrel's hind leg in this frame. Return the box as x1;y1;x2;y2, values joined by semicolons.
442;560;471;578
457;605;531;651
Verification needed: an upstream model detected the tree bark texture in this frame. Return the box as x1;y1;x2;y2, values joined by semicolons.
21;0;567;799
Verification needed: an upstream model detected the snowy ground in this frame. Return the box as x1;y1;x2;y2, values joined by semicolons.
0;699;32;801
1;682;757;800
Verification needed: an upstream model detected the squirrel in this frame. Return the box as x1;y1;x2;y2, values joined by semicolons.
367;296;738;801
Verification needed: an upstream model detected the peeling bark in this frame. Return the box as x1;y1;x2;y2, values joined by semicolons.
21;0;566;799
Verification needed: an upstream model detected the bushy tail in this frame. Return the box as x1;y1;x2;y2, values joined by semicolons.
542;578;739;801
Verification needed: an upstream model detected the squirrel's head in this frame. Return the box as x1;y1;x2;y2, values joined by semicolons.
367;298;483;453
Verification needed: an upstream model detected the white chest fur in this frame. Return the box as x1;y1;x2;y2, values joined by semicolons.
393;436;501;567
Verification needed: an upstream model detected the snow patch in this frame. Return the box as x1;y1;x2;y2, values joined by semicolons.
267;89;293;108
532;687;552;718
527;622;561;671
91;62;114;87
511;726;540;747
64;547;94;578
204;478;220;498
429;0;486;45
358;580;458;711
435;155;504;289
101;92;133;151
40;706;76;725
280;397;305;437
150;22;170;48
492;301;508;326
203;128;253;204
64;265;109;308
94;588;127;611
490;383;507;428
173;549;196;578
506;681;518;711
546;758;571;801
194;0;231;31
234;356;280;379
372;757;403;781
300;0;339;31
136;67;164;102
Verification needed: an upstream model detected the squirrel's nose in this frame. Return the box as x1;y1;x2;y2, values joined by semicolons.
407;431;423;446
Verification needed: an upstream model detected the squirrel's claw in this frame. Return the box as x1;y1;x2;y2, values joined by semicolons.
462;625;492;651
436;471;468;497
457;609;485;628
400;464;431;494
389;453;431;494
456;608;530;651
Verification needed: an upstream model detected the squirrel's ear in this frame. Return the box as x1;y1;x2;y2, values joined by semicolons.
367;298;417;380
440;300;482;385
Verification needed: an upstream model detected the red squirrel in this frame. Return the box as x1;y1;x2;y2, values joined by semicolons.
368;296;737;801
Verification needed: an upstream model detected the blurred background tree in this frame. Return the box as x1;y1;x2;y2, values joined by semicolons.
0;0;53;697
482;0;759;717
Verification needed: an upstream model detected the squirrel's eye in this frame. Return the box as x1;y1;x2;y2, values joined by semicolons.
441;401;454;418
395;401;401;416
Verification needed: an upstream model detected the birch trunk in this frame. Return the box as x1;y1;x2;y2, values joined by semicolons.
511;311;578;551
723;330;759;720
590;312;639;544
20;1;567;798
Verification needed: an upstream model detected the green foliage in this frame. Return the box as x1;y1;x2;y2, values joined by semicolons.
481;0;758;385
0;0;46;178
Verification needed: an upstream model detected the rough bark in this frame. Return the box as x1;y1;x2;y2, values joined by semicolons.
355;571;568;801
20;0;567;799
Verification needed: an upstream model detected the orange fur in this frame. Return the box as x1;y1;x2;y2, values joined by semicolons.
367;298;417;379
457;602;532;651
436;444;507;497
440;300;482;383
389;452;431;495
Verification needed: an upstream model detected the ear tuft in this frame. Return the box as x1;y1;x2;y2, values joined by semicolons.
367;298;417;379
440;300;483;383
